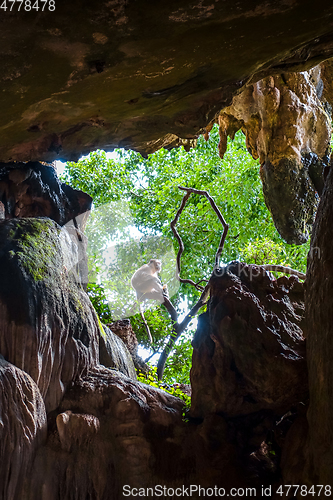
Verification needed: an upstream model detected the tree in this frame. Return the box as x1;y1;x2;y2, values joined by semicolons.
61;126;309;384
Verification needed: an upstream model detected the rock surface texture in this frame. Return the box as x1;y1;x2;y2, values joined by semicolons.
0;1;333;161
305;165;333;486
190;263;310;489
0;204;311;498
216;65;331;244
0;207;188;498
0;218;99;412
0;162;92;225
107;319;149;373
191;262;308;419
99;323;137;379
26;367;186;499
0;356;46;500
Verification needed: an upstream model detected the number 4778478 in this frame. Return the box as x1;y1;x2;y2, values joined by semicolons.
0;0;55;11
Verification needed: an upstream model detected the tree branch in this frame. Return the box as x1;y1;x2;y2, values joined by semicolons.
177;186;229;267
170;190;192;283
261;264;306;280
139;307;153;343
157;187;229;380
157;284;210;380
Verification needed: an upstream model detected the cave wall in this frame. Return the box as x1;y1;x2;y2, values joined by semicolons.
1;0;333;162
0;208;311;497
305;165;333;485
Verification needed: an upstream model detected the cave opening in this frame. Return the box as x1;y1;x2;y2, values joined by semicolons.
57;123;309;394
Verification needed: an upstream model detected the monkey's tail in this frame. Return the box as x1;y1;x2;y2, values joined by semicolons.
139;304;153;343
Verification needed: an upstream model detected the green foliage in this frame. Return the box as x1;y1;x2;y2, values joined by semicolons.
60;150;135;206
240;236;307;269
137;365;191;415
162;333;193;385
130;306;174;349
96;314;106;339
62;125;310;386
123;126;309;281
86;283;113;323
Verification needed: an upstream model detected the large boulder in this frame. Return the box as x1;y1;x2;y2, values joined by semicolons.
0;162;92;226
25;366;186;499
191;262;308;418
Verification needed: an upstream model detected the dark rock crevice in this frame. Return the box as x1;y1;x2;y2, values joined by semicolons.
0;162;92;226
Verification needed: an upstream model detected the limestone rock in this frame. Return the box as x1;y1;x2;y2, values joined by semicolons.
107;319;138;356
0;162;92;226
21;364;304;499
216;67;331;244
190;262;308;418
0;2;333;161
107;319;149;373
0;356;46;500
56;410;100;453
0;218;99;412
280;412;311;486
99;324;137;380
26;366;186;499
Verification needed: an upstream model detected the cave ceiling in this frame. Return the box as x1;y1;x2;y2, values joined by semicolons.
1;0;333;163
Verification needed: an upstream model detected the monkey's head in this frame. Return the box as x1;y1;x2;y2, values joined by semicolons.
149;259;162;272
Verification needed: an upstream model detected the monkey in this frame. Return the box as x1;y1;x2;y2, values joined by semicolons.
130;259;168;343
131;259;166;303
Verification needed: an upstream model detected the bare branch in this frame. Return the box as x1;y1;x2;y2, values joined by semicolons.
178;186;229;267
155;186;307;381
157;284;210;380
161;296;178;325
139;308;153;343
261;264;306;280
176;278;205;291
156;187;230;380
178;284;210;333
170;186;229;291
170;189;191;282
144;350;159;363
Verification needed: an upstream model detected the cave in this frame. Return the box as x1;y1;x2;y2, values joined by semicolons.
1;1;333;498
